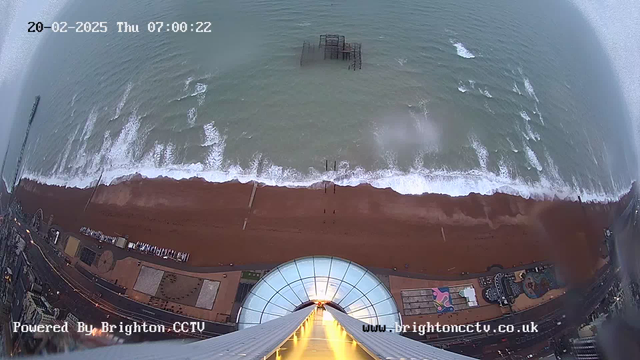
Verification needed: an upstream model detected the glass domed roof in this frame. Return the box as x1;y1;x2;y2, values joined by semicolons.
237;256;401;330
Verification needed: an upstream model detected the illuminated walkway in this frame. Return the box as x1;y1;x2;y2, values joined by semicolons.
37;256;474;359
268;307;373;360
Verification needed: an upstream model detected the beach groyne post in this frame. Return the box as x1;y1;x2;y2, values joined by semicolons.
248;181;258;209
84;170;104;213
244;181;258;230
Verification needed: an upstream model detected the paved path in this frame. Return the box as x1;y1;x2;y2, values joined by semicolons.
14;221;235;339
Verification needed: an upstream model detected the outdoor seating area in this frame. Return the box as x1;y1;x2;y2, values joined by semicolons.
133;242;190;263
80;226;121;245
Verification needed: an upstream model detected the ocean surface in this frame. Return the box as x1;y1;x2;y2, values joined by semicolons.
2;0;638;201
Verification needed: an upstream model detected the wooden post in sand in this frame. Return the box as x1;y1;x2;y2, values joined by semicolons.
244;181;258;230
248;181;258;209
84;170;103;213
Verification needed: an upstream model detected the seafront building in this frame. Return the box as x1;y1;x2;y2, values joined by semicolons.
3;197;625;358
40;256;474;359
23;292;58;326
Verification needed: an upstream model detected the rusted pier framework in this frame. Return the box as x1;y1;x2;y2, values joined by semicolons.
300;34;362;70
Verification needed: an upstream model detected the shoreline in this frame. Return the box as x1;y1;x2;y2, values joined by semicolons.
14;177;631;285
19;169;634;203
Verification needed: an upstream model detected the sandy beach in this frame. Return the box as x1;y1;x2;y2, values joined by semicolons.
15;178;627;285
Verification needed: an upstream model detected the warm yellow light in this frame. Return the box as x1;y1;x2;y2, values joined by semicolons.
322;310;335;322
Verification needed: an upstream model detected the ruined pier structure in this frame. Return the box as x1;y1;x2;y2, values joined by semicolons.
300;34;362;70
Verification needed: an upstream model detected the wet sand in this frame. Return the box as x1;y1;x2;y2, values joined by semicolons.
15;178;628;284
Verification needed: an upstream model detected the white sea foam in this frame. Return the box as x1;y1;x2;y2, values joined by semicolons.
140;142;177;168
21;153;630;203
203;122;220;146
520;111;540;141
518;69;540;102
506;138;519;153
54;125;80;174
20;84;630;204
534;103;544;125
140;142;160;168
479;88;493;98
89;131;111;173
396;58;407;66
183;77;193;91
451;41;476;59
468;80;476;89
194;83;207;106
484;101;495;114
22;108;629;203
296;22;311;27
523;78;538;102
498;158;509;178
524;144;542;171
107;109;143;168
544;148;562;184
73;108;99;169
173;82;208;104
202;122;226;169
113;82;132;120
164;143;176;165
512;82;522;95
187;108;197;125
469;135;488;170
457;81;468;93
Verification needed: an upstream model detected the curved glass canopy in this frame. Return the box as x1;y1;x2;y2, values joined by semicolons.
237;256;401;330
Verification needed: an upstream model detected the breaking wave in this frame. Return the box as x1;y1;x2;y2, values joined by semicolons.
187;107;197;125
520;110;540;141
451;41;476;59
21;108;630;203
22;155;630;203
524;144;542;171
173;82;208;104
518;68;539;102
183;77;194;91
457;81;469;93
512;82;522;95
534;103;544;125
112;82;132;120
469;135;488;171
479;88;493;98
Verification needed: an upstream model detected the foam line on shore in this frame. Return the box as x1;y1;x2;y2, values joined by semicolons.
20;162;631;204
